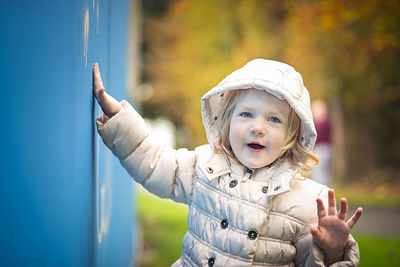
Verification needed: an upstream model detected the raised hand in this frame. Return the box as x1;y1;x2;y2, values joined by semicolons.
93;63;122;118
310;189;363;265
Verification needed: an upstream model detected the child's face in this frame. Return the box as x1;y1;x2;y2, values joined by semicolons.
229;89;290;169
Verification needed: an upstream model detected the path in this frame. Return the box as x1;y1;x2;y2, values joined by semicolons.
349;206;400;237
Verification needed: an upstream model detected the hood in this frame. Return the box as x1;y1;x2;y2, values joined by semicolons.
201;58;317;150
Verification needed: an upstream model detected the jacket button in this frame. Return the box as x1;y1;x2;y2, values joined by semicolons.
248;230;258;240
229;180;238;188
206;167;214;174
208;257;215;266
262;186;268;193
274;186;281;191
221;219;229;229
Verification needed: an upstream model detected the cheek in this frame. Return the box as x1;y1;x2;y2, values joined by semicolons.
229;123;242;149
271;129;286;147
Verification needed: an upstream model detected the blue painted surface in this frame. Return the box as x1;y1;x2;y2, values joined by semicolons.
0;0;137;266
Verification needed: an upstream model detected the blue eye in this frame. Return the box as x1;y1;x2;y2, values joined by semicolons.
240;112;253;118
269;117;281;123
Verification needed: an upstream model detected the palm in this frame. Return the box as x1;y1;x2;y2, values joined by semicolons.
314;213;351;251
310;189;363;263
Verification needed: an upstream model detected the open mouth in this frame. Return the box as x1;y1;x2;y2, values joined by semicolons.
247;143;265;150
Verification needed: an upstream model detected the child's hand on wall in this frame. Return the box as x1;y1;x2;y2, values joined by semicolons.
310;189;363;265
93;63;122;118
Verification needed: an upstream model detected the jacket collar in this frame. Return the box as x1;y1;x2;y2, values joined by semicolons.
200;153;300;197
199;152;231;180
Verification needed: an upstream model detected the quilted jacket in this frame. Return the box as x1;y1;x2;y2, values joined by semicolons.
96;59;360;266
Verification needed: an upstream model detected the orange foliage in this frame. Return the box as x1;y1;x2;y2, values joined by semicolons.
141;0;400;179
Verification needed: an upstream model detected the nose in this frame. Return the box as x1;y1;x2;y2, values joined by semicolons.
250;122;266;136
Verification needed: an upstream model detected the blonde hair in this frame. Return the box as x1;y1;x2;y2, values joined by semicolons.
213;89;319;177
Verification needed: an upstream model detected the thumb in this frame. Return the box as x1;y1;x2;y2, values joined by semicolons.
310;225;322;241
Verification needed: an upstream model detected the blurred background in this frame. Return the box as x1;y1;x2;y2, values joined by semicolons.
1;0;399;266
137;1;400;266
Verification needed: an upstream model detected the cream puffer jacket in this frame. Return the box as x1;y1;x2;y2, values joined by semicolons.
97;100;360;267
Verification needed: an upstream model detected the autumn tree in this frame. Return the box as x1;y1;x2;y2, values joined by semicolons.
140;0;400;181
285;0;400;181
141;0;288;147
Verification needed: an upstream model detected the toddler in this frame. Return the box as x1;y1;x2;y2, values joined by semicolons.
93;59;363;266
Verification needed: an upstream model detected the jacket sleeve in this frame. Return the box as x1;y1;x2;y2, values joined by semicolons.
294;231;360;267
96;100;196;204
294;187;360;267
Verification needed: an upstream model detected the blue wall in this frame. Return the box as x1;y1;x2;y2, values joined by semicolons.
0;0;137;266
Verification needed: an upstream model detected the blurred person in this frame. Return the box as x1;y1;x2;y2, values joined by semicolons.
311;99;332;186
93;59;363;266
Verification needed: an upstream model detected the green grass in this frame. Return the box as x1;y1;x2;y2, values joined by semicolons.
356;234;400;267
333;183;400;210
136;189;400;267
137;189;188;267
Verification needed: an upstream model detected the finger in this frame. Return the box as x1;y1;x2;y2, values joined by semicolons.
95;88;105;103
310;225;322;241
92;63;122;117
316;198;326;224
337;197;348;221
327;189;337;216
346;207;363;229
93;63;105;98
93;63;104;91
